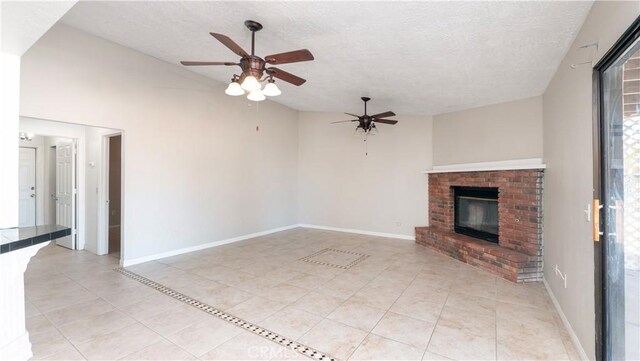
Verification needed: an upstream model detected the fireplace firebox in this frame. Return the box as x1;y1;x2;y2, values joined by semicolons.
453;186;499;243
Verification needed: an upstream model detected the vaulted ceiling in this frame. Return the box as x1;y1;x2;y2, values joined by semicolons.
59;1;593;115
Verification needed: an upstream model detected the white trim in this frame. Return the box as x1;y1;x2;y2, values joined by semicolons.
423;158;546;174
97;136;109;256
121;224;300;267
298;224;415;241
98;131;123;258
543;278;589;361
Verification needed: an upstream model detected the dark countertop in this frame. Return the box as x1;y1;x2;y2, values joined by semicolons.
0;225;71;254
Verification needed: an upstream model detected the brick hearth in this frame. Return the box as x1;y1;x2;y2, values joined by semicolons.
415;169;544;282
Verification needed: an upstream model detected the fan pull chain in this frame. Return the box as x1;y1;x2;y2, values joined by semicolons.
255;101;260;132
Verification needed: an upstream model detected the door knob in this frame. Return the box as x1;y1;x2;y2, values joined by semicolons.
30;194;35;198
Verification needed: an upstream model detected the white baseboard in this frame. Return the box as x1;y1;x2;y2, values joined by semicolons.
298;223;415;241
121;224;299;267
543;278;590;360
121;223;414;267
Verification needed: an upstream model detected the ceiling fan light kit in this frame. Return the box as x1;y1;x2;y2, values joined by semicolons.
262;78;282;97
224;78;245;96
181;20;314;102
247;89;266;102
240;75;261;92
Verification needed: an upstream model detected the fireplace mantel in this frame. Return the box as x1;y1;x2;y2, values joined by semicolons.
422;158;546;174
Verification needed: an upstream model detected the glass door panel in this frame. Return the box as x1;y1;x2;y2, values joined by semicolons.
601;37;640;361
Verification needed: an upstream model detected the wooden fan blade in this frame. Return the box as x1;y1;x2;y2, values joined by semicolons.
265;49;314;65
266;67;306;86
180;61;238;66
373;119;398;125
372;111;396;119
331;120;357;124
345;112;361;118
210;33;250;58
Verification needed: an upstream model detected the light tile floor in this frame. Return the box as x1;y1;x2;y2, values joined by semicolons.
25;228;580;360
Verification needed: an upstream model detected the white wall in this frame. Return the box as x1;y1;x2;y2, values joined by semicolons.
1;0;76;229
542;2;640;359
1;53;21;228
20;24;300;262
432;96;543;166
298;112;432;237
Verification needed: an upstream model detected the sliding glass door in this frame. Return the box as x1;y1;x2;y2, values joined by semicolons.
596;18;640;361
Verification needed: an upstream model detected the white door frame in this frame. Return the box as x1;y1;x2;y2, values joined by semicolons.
98;132;124;262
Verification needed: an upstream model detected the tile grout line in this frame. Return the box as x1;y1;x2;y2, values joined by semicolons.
114;267;341;361
119;265;316;356
299;248;370;270
188;246;359;353
101;264;228;359
495;278;498;361
316;254;420;360
27;290;89;360
40;260;129;360
95;285;198;354
28;232;563;361
419;275;455;361
54;259;195;361
354;266;424;359
375;263;439;358
292;255;394;360
27;259;139;360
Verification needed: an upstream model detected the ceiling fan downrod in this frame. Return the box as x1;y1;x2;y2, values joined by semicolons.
361;97;371;116
244;20;262;57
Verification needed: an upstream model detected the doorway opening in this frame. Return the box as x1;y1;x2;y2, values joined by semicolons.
19;117;124;261
106;134;122;258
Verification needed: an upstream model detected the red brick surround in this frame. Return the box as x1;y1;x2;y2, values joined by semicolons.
415;169;544;282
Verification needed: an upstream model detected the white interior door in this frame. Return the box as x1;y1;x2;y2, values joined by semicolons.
56;141;76;249
19;147;36;227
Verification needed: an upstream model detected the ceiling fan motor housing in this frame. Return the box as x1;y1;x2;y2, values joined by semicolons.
240;57;266;79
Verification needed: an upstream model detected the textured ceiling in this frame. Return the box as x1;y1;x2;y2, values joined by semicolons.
2;1;77;55
59;1;592;115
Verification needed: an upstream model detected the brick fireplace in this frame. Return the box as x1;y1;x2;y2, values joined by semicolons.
415;162;544;282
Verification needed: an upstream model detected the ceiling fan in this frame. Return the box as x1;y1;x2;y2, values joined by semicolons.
332;97;398;135
180;20;314;102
